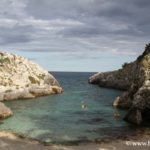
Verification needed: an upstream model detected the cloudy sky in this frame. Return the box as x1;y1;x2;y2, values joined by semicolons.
0;0;149;72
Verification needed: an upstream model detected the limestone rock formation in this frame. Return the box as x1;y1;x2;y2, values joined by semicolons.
0;52;63;119
89;43;150;125
0;52;62;101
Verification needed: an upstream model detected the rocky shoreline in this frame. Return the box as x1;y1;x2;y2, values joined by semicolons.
0;52;62;119
89;44;150;125
1;127;150;150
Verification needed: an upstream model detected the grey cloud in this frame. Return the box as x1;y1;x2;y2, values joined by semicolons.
59;26;102;37
25;0;83;20
0;0;149;56
25;0;150;38
0;24;35;45
0;35;31;45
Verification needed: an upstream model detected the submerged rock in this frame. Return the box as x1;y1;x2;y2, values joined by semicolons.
0;52;63;119
89;43;150;125
124;108;142;125
0;102;12;118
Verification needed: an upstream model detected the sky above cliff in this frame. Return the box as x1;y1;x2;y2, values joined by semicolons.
0;0;150;71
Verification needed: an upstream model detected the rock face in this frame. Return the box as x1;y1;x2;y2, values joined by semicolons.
89;44;150;125
0;52;63;118
0;102;12;119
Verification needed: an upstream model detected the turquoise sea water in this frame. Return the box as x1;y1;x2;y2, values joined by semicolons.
0;72;139;144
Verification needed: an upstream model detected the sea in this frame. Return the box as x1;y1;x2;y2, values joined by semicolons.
0;72;144;144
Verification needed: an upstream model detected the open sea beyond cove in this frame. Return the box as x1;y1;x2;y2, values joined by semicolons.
0;72;143;144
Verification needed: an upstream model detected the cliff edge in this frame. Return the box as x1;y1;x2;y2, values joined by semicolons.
89;44;150;125
0;52;63;118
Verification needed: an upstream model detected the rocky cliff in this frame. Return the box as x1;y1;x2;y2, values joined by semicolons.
89;44;150;125
0;52;63;118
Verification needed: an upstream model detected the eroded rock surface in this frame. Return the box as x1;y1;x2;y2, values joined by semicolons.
89;44;150;125
0;52;63;119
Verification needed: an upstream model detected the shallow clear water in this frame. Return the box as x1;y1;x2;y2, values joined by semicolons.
0;72;137;144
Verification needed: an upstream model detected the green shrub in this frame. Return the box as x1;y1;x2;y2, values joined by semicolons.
5;89;12;93
28;76;40;84
0;55;10;65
